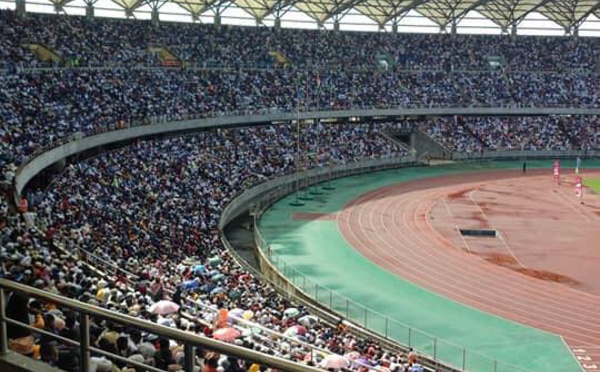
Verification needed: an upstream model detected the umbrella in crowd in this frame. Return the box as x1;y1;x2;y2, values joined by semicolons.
212;274;225;282
298;315;319;327
192;264;205;274
210;286;225;295
228;308;245;320
148;300;179;315
200;283;214;292
213;327;242;342
344;351;361;361
284;325;307;337
242;310;254;320
320;354;350;370
356;357;373;367
283;307;300;318
182;278;200;290
208;256;222;267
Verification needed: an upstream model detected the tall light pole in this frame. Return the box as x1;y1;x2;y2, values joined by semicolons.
310;71;324;196
290;79;305;206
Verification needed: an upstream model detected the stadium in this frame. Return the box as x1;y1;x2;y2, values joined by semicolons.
1;0;600;371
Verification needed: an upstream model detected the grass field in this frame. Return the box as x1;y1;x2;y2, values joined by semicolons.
586;177;600;194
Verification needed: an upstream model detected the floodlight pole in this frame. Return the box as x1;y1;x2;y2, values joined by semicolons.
323;79;336;190
290;82;305;207
310;72;324;196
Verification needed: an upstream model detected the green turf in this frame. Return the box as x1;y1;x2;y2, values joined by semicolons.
259;160;600;372
586;177;600;194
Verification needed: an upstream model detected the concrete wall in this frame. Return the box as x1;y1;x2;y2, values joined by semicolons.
412;129;453;159
452;149;599;161
15;107;600;197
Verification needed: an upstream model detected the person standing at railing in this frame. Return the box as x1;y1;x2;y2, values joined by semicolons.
18;196;28;214
407;348;417;365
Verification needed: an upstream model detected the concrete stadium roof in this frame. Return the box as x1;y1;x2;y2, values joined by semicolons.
165;0;600;30
31;0;600;33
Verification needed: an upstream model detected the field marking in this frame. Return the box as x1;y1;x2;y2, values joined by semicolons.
469;188;489;221
496;230;527;269
553;186;592;222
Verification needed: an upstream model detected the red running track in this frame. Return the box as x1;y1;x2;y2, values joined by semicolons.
337;169;600;370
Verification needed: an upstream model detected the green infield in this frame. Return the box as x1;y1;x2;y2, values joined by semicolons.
586;177;600;194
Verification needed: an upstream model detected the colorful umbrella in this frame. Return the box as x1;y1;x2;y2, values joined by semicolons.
320;354;349;370
211;274;225;283
210;286;225;295
208;256;222;267
213;327;242;342
344;351;360;361
148;300;179;315
192;264;205;274
182;278;200;290
200;283;214;292
242;310;254;320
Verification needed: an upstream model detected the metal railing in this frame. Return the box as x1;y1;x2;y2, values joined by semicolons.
254;227;538;372
1;63;597;75
0;279;324;372
451;149;600;161
246;161;552;372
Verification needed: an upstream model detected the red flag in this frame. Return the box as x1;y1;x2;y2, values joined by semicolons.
574;176;583;199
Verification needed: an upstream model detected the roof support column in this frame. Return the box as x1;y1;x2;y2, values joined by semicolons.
214;14;221;29
15;0;26;19
334;19;340;31
151;7;159;26
274;16;281;30
86;3;94;18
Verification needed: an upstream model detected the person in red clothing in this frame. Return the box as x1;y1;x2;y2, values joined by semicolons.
202;352;219;372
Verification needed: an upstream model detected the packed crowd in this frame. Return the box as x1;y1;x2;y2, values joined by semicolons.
420;115;599;153
1;123;427;371
0;9;599;185
1;10;598;71
2;66;600;183
1;8;600;372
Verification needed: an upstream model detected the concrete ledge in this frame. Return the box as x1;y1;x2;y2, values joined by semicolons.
15;108;600;198
0;352;63;372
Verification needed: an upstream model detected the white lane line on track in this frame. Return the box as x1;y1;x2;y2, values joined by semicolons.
336;181;600;345
355;188;600;340
496;231;527;269
468;188;489;222
553;185;592;222
439;198;472;252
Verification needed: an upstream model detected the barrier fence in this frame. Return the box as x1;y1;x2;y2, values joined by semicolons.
246;159;552;372
452;149;600;161
254;230;535;372
0;279;324;372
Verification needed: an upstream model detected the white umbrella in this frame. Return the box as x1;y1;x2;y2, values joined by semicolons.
284;325;307;337
148;300;179;315
320;354;349;370
298;315;319;327
283;307;300;318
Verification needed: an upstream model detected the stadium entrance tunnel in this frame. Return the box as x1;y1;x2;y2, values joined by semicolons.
459;228;498;238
